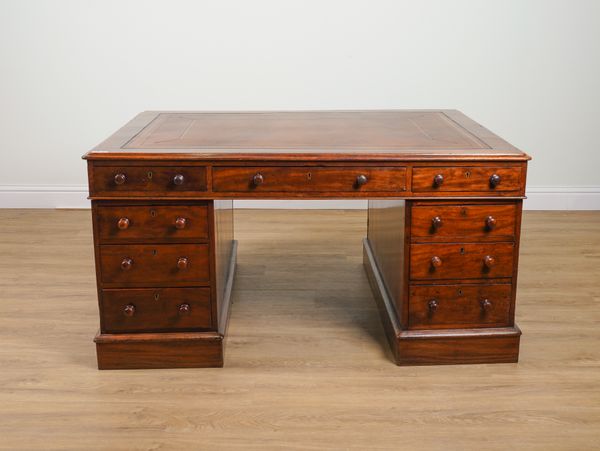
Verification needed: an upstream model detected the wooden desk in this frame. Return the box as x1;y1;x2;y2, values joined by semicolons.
83;110;530;369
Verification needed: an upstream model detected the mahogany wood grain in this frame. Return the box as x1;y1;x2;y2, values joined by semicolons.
212;166;407;193
509;200;524;324
409;243;515;280
408;283;512;329
395;331;520;365
83;109;529;369
96;204;209;243
412;166;522;193
90;165;207;197
87;161;527;200
94;331;224;369
366;200;409;327
363;238;520;365
410;203;517;242
100;287;212;333
99;243;210;287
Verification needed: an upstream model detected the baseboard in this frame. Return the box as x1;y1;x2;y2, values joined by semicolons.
0;185;91;208
524;186;600;210
0;185;599;210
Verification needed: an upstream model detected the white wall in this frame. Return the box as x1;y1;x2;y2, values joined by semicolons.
0;0;599;209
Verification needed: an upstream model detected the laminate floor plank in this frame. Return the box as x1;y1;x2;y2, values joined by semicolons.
0;209;598;450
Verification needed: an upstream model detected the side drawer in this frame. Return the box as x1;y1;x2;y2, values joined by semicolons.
408;283;512;329
96;204;209;243
409;243;514;280
99;244;210;287
412;166;522;193
90;165;208;197
100;287;212;333
410;203;517;241
212;166;407;193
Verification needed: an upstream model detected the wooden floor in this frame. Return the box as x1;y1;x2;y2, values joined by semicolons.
0;209;599;450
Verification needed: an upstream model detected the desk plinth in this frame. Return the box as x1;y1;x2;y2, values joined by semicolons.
83;110;530;368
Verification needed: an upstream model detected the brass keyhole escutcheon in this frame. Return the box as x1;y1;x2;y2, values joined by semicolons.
150;209;157;218
458;289;463;296
154;293;160;301
460;247;465;255
147;171;153;179
464;170;471;178
307;172;312;181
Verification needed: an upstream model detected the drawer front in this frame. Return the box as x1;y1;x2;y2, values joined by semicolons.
411;203;517;241
410;243;514;280
99;244;210;286
408;283;512;329
212;166;407;193
97;205;209;243
91;166;207;196
412;166;522;193
100;287;212;333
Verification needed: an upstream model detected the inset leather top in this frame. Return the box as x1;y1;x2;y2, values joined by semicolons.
83;110;530;161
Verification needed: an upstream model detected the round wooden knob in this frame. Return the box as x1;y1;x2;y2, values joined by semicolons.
428;299;439;312
433;174;444;187
123;304;135;317
431;256;443;268
177;257;189;270
480;299;492;311
489;173;501;188
178;303;191;315
117;217;130;230
431;216;443;230
114;173;126;185
483;255;496;268
485;215;497;230
356;174;368;186
120;257;133;271
252;173;264;186
173;174;185;186
175;217;187;229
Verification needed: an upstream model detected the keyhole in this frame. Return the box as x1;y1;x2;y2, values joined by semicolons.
154;293;160;301
150;209;157;218
147;171;153;179
458;289;463;296
460;247;465;254
307;172;312;181
465;170;471;178
152;249;157;256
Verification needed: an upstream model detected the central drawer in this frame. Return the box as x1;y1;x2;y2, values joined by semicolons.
100;287;212;333
409;242;514;280
212;166;407;193
99;244;210;286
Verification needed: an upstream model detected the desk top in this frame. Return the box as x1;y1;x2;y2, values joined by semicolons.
84;110;529;161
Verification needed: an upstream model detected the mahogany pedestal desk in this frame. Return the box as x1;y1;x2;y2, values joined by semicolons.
83;110;530;369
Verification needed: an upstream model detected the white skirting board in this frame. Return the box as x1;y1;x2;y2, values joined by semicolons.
0;185;599;210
